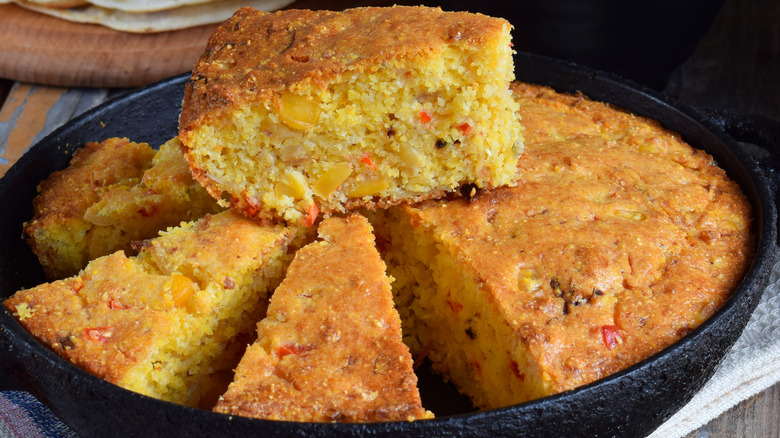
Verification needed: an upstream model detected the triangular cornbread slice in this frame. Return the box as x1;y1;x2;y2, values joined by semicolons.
5;211;305;408
214;214;432;422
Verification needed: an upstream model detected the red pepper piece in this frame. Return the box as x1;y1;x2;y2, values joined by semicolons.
241;193;260;217
509;359;525;381
275;344;314;359
601;325;622;350
457;122;472;136
359;153;378;171
107;300;129;310
302;202;319;227
418;110;432;125
84;326;113;343
446;299;463;313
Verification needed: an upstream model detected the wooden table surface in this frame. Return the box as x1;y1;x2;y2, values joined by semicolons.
0;0;778;436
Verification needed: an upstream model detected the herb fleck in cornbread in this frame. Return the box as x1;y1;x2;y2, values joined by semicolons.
180;6;523;225
215;214;432;422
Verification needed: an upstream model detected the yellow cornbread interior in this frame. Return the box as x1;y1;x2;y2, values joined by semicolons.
375;209;550;409
185;32;523;224
6;212;306;408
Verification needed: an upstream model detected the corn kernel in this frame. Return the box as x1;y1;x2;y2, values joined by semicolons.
164;273;198;308
274;170;308;200
614;209;646;221
313;162;352;199
517;268;541;292
347;178;391;198
278;93;320;130
399;144;425;168
638;143;659;153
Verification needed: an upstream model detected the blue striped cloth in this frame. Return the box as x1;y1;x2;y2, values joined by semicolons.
0;392;77;438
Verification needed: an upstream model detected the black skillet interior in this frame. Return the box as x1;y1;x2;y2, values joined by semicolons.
0;52;776;438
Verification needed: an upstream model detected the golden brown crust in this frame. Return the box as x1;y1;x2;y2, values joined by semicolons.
214;214;431;422
180;6;508;135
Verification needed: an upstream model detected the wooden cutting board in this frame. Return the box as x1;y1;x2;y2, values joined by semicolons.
0;0;412;88
0;4;220;88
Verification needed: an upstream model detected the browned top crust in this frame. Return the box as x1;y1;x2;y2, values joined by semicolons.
214;214;431;422
180;5;509;134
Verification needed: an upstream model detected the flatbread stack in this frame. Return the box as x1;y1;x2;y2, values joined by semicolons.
1;0;296;33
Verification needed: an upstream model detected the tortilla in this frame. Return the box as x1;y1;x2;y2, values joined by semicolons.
13;0;294;33
4;0;87;7
85;0;221;13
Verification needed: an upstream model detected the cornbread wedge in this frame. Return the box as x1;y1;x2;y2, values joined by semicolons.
180;6;523;225
5;211;307;408
214;214;432;422
24;137;222;280
372;82;754;409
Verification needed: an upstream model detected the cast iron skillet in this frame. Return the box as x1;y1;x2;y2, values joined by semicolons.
0;52;777;437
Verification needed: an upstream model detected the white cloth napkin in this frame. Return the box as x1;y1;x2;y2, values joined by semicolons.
649;250;780;437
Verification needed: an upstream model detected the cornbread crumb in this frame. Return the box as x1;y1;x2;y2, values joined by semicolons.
180;6;523;225
24;137;222;280
14;303;35;321
214;214;432;422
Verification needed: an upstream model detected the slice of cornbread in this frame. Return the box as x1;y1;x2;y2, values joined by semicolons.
214;214;432;422
5;211;307;408
372;82;755;409
25;137;222;280
180;6;523;225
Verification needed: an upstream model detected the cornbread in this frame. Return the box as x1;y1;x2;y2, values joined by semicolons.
5;211;307;408
215;214;432;422
372;82;755;409
180;6;523;225
24;137;222;280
